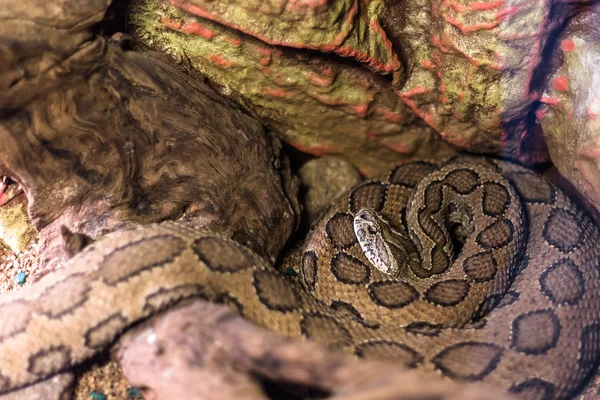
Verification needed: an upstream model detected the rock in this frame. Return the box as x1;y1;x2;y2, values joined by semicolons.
538;4;600;213
298;157;362;224
0;193;37;253
127;0;588;172
128;0;457;175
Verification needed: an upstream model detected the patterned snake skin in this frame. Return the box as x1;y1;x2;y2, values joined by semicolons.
1;156;600;400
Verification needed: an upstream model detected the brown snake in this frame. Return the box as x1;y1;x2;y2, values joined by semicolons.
1;155;600;399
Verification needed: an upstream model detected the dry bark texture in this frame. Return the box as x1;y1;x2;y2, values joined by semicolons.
0;0;300;274
116;300;515;400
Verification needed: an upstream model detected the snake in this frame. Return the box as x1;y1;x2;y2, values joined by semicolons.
1;155;600;400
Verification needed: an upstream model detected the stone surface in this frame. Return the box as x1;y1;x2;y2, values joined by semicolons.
128;0;458;176
127;0;591;174
538;4;600;213
0;193;37;253
298;157;362;224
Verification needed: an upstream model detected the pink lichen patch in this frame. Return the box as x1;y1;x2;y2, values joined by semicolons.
471;1;504;11
561;39;575;53
445;43;482;68
375;108;404;123
260;56;272;66
286;0;328;11
383;141;413;154
442;0;503;13
442;13;499;34
208;54;237;67
442;0;466;13
396;86;440;131
401;95;441;131
430;34;453;53
364;130;383;138
352;104;369;117
161;18;217;39
321;44;399;74
257;47;273;66
553;76;569;92
170;0;241;31
496;5;521;21
319;66;335;76
260;88;295;98
305;71;335;87
400;86;431;98
535;107;547;121
529;90;541;101
291;142;335;156
421;59;436;70
223;37;242;46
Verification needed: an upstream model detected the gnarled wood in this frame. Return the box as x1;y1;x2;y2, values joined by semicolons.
0;0;300;273
116;300;514;400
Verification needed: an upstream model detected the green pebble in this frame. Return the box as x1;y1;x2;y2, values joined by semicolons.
15;271;27;285
90;392;106;400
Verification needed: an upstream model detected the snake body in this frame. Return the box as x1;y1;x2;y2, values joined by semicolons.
1;156;600;399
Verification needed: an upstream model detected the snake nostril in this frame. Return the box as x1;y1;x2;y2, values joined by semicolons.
357;209;373;221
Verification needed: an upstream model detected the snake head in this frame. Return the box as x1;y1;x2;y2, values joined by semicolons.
353;208;411;277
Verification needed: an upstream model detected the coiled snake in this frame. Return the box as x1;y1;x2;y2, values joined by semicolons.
1;156;600;400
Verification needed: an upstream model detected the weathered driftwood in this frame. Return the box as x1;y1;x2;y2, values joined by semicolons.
116;300;514;400
0;0;300;276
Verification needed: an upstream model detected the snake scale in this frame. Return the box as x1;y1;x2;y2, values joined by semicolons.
1;155;600;400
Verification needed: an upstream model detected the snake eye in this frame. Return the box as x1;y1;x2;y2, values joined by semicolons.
367;226;377;234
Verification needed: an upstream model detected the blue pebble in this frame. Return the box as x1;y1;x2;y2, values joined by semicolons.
90;392;106;400
15;271;27;285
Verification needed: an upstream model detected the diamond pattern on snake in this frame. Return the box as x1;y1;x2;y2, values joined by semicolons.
1;155;600;400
